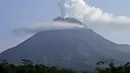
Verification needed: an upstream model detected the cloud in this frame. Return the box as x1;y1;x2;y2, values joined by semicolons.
58;0;130;24
14;0;130;36
12;21;85;35
57;0;130;45
12;0;130;45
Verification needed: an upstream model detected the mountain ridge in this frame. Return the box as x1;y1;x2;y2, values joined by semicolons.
53;17;87;27
0;17;130;70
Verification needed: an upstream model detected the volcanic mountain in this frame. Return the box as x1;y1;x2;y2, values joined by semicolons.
0;17;130;70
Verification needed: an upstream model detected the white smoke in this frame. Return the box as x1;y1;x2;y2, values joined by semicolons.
13;21;85;35
57;0;130;45
12;0;130;45
58;0;130;24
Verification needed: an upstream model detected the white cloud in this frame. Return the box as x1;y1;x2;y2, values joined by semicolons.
12;21;85;35
57;0;130;45
58;0;130;24
12;0;130;45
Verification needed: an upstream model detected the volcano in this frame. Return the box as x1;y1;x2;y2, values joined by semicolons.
0;17;130;70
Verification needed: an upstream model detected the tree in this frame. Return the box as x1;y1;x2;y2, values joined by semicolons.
21;59;33;66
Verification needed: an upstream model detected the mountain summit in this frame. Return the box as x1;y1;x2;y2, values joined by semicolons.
0;17;130;70
53;17;87;27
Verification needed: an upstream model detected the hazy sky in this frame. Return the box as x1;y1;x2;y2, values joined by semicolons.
0;0;130;52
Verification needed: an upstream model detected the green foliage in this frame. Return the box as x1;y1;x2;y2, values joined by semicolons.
95;60;130;73
0;59;76;73
1;59;130;73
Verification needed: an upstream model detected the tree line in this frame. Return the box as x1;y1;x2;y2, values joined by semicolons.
1;59;130;73
0;59;76;73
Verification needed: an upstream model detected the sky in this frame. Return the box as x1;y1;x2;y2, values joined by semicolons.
0;0;130;52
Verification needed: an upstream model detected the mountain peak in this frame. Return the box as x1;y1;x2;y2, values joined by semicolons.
53;17;87;27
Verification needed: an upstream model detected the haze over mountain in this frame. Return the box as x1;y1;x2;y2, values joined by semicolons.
0;0;130;71
0;17;130;70
1;0;130;52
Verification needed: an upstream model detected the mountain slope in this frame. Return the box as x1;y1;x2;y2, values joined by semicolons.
0;28;130;70
0;17;130;70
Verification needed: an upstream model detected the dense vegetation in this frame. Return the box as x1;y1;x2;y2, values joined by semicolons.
95;60;130;73
1;59;130;73
0;59;76;73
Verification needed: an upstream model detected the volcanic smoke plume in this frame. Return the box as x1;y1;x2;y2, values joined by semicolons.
58;0;130;24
